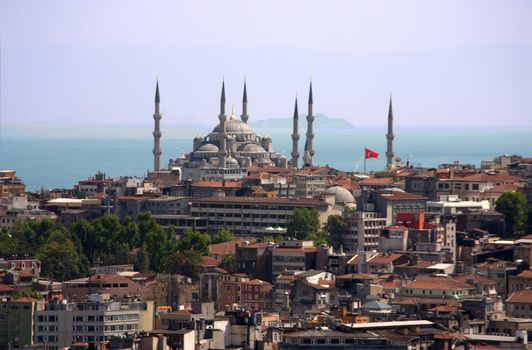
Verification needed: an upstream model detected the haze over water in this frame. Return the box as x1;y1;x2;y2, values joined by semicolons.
2;126;529;191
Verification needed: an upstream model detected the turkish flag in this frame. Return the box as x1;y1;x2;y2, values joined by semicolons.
365;148;379;159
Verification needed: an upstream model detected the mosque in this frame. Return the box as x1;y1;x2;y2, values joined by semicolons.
153;80;317;182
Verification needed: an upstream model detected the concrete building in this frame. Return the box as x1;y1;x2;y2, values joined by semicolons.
343;211;387;252
34;295;154;348
271;241;320;279
0;170;26;196
189;196;331;236
0;297;44;349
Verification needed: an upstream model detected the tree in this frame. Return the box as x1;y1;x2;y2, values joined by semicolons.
495;192;527;236
165;250;203;279
176;228;211;255
220;254;237;273
213;228;235;244
37;239;82;281
131;245;150;273
305;231;329;246
286;208;320;240
326;215;348;250
14;289;43;300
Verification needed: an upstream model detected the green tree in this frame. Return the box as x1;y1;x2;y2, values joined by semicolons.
326;215;348;250
286;208;320;240
131;245;150;273
0;228;20;256
176;228;211;255
165;250;203;279
263;234;284;243
13;289;44;300
37;239;82;281
305;231;329;246
220;254;237;273
213;228;235;244
496;191;527;236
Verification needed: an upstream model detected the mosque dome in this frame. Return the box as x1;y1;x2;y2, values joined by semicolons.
240;143;266;153
213;119;254;134
225;157;240;168
323;186;355;204
198;143;219;152
257;158;273;165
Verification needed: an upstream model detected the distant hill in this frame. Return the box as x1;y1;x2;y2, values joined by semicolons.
251;114;356;133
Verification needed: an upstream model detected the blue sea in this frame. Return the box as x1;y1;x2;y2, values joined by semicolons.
1;128;530;191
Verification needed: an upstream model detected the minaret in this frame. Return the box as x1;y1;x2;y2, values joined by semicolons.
386;95;395;169
241;81;249;123
218;80;227;167
152;80;162;171
291;97;300;168
303;82;314;167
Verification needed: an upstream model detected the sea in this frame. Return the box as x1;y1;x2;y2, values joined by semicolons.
1;128;530;191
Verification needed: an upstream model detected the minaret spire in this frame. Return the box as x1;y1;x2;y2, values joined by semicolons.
241;80;249;123
291;97;300;168
218;79;228;167
152;80;162;171
386;94;395;169
303;82;314;167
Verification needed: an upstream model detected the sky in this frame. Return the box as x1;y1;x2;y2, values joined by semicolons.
1;0;532;133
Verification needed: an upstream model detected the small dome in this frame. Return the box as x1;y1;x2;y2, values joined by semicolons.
323;186;355;204
213;119;254;134
225;157;240;168
198;144;219;152
240;143;266;153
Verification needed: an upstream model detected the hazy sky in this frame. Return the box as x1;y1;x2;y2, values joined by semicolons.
1;0;531;130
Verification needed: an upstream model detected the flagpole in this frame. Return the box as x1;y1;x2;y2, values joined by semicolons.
364;146;366;174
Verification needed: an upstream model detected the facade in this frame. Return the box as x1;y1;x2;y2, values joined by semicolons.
168;82;290;181
343;211;387;252
271;241;319;279
0;298;43;349
34;296;154;348
189;196;331;236
0;170;26;196
375;190;427;225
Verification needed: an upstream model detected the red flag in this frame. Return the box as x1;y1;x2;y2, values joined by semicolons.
365;147;379;159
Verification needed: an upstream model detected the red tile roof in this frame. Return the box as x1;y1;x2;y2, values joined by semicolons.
515;270;532;278
506;289;532;304
486;184;521;192
14;297;41;302
405;275;475;291
0;284;15;293
191;196;326;206
455;173;526;183
336;273;374;280
200;256;221;268
360;177;395;185
209;241;238;256
453;273;497;286
368;253;406;264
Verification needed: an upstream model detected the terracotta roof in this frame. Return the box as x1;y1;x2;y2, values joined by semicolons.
379;279;402;289
405;275;475;291
244;279;272;286
515;270;532;278
486;184;520;192
429;305;460;313
200;256;221;268
13;297;41;302
455;173;526;183
396;261;434;269
191;196;326;206
0;284;15;293
209;241;238;256
360;177;395;185
333;179;360;191
506;289;532;304
368;253;406;264
453;273;497;286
